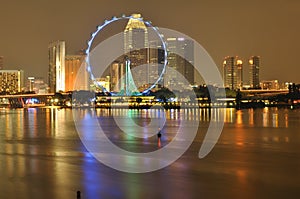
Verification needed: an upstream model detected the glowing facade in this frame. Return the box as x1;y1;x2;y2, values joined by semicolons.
48;41;65;93
65;55;88;91
223;56;243;90
249;56;260;88
0;70;24;93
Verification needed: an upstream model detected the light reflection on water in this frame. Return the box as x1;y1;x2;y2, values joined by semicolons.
94;107;291;128
0;107;299;199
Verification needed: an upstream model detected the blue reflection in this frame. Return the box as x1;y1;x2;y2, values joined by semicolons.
81;153;123;198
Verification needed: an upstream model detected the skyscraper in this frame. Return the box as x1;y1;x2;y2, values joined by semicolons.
236;59;243;89
223;56;243;90
48;40;65;93
165;37;194;90
249;56;260;89
124;13;149;89
65;55;88;91
148;40;165;87
124;14;148;52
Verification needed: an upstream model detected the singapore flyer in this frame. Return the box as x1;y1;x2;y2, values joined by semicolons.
85;14;168;95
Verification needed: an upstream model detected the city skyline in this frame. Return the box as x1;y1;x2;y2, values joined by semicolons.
0;0;300;84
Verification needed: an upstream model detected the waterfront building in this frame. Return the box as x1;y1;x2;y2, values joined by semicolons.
165;37;194;91
249;56;260;88
260;80;279;90
48;40;65;93
223;56;243;90
0;69;24;93
65;55;88;91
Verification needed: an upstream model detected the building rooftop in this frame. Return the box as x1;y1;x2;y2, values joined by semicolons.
124;13;147;32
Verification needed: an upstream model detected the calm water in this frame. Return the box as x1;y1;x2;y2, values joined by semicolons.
0;107;300;199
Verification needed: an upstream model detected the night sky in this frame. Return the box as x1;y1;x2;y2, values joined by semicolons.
0;0;299;84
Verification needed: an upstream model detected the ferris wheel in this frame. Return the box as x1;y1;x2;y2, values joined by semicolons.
85;14;168;95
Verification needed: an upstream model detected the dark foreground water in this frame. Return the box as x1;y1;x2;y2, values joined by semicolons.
0;107;299;199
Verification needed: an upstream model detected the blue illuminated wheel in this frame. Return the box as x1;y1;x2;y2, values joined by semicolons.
85;15;168;94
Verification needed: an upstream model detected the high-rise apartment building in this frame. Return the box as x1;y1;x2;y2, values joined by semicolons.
0;70;24;93
48;40;65;93
223;56;243;90
249;56;260;89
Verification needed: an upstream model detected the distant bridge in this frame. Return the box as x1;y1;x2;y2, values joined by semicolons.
240;89;289;98
0;93;55;98
241;89;289;94
0;93;56;108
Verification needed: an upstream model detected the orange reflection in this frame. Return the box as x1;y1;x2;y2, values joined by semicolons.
248;109;254;126
285;113;289;128
285;137;289;143
236;110;243;125
272;113;278;128
157;137;161;148
236;142;244;146
16;110;23;139
263;108;269;127
236;169;247;185
224;108;234;123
